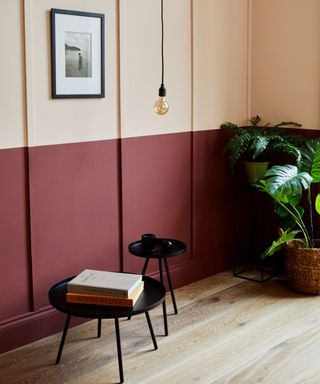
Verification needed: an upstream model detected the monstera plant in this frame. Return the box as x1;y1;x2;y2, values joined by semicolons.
255;138;320;294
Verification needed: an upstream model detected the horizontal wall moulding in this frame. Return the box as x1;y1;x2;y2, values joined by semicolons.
0;307;88;354
0;306;54;330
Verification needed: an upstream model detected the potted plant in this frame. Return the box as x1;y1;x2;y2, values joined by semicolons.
255;138;320;294
220;115;303;183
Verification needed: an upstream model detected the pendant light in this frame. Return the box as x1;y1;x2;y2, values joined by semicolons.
154;0;169;115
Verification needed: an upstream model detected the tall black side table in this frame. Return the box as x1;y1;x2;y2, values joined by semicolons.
48;275;165;383
128;238;186;336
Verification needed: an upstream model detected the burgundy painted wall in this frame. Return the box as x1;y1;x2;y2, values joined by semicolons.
6;128;319;352
0;148;31;321
193;130;234;273
28;140;122;310
0;139;121;352
121;132;192;283
0;129;242;353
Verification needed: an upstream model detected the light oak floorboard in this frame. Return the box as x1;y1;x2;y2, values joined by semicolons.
1;271;320;384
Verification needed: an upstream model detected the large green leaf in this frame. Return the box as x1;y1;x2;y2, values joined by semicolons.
261;230;301;258
275;202;289;218
315;194;320;215
275;200;303;217
299;139;320;182
287;193;302;206
264;164;312;196
279;206;304;231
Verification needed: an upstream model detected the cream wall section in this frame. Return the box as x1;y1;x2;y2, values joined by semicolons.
7;1;316;148
251;0;320;129
193;0;249;131
1;0;252;148
0;0;26;149
119;0;192;138
25;0;118;147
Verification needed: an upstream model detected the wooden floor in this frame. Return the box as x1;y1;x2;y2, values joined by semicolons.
2;270;320;384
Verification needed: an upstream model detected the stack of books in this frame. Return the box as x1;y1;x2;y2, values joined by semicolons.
66;269;144;308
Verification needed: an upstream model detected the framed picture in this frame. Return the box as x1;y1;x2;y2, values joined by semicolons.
51;8;105;98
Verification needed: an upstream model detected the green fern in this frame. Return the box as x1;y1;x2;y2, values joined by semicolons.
270;138;302;163
249;115;261;126
220;122;240;133
220;115;303;170
251;136;270;160
273;121;302;128
224;131;252;169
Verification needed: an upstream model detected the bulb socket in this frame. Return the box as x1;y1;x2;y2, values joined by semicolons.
158;84;166;97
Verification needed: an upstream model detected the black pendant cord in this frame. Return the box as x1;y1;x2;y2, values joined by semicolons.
158;0;166;97
161;0;164;86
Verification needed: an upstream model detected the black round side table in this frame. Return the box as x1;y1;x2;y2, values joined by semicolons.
49;275;165;383
128;238;186;336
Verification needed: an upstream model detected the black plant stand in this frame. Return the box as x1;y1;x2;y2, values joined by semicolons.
233;185;278;282
129;238;186;335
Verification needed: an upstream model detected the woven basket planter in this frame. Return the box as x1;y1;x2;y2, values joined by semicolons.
285;240;320;294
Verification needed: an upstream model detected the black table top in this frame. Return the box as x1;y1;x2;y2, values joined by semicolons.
129;238;186;259
48;275;165;319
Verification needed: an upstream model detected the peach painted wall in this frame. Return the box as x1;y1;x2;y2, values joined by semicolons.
0;0;26;149
193;0;249;131
0;0;251;150
120;0;192;138
24;0;119;147
4;1;320;149
250;0;320;128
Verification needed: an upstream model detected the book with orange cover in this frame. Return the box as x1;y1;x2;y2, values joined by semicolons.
66;281;144;308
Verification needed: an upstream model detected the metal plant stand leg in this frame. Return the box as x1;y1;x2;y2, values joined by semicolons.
56;314;71;364
163;255;178;314
145;312;158;350
114;318;124;383
159;258;168;336
97;318;102;338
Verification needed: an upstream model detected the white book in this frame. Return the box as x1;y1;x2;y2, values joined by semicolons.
67;269;143;297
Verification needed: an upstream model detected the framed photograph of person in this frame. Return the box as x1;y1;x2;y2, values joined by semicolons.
51;8;105;98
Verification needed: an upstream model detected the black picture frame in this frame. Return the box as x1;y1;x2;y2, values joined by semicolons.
51;8;105;99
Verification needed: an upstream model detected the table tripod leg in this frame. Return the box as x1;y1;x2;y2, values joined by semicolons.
114;318;124;383
164;255;178;314
56;314;71;364
142;257;150;275
159;258;169;336
162;301;168;336
145;312;158;350
97;318;102;338
159;257;164;286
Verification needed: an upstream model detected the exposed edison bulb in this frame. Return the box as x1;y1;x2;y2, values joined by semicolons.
154;84;169;115
154;97;169;115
